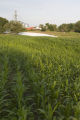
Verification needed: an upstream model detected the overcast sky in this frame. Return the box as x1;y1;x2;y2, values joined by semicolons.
0;0;80;26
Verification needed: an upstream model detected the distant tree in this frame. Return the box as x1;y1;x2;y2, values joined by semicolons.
3;22;10;32
67;23;74;32
10;21;24;33
45;23;57;31
49;24;57;31
58;23;74;32
58;24;67;32
45;23;50;29
74;21;80;33
0;17;8;33
39;24;46;31
4;20;24;34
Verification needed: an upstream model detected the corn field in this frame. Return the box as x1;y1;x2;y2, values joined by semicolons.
0;34;80;120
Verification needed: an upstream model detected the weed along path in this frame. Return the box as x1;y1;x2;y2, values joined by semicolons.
18;32;57;37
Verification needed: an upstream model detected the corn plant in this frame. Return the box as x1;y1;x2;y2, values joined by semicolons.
0;34;80;120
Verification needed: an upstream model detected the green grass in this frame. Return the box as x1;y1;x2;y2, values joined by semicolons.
30;30;80;38
0;34;80;120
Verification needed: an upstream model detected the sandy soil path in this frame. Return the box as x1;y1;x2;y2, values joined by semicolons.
18;32;57;37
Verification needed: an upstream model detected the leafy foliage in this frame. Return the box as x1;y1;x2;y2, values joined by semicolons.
39;24;46;31
46;23;57;31
0;34;80;120
58;23;74;32
0;17;8;33
4;20;24;34
74;21;80;33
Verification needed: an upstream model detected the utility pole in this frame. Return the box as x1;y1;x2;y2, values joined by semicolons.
14;10;18;21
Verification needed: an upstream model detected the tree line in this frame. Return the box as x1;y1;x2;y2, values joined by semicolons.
39;21;80;32
0;16;80;33
0;17;24;34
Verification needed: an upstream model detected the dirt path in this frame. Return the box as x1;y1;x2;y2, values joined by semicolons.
19;32;57;37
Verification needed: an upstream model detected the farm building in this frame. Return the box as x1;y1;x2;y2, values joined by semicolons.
26;27;35;31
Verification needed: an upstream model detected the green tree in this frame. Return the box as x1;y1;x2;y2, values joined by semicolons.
74;21;80;33
67;23;74;32
45;23;57;31
0;17;8;33
49;24;57;31
9;21;24;34
58;24;68;32
45;23;50;30
39;24;46;31
4;20;24;34
58;23;74;32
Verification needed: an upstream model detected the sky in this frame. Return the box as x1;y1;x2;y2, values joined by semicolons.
0;0;80;26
